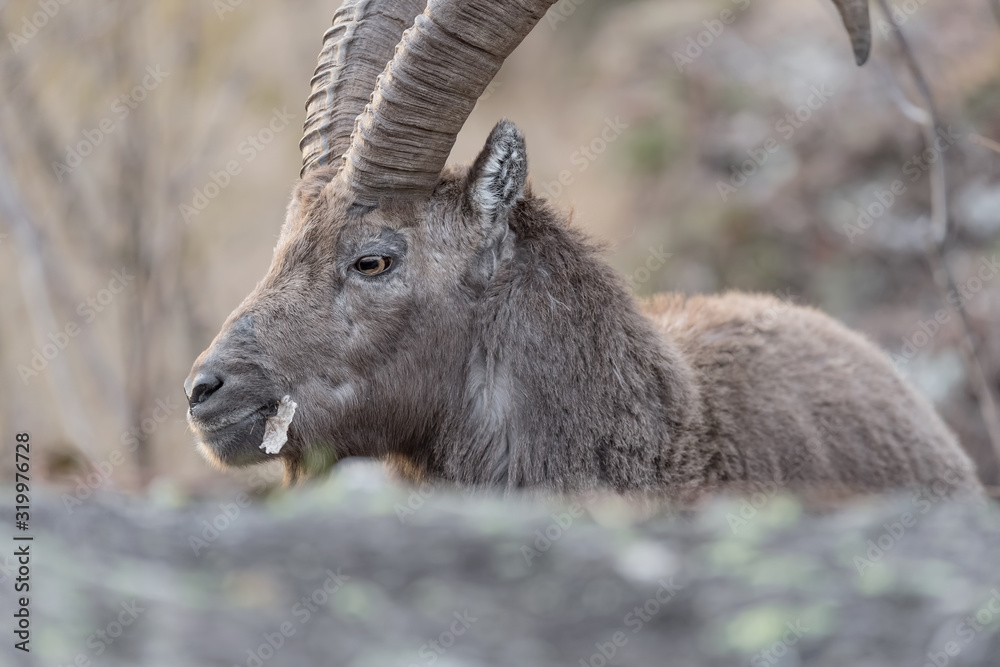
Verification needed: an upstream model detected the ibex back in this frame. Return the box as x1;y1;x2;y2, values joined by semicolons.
185;0;981;499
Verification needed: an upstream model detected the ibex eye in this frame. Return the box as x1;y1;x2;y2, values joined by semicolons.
354;256;392;276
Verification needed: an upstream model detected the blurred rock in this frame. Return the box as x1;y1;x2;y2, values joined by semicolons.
3;471;1000;667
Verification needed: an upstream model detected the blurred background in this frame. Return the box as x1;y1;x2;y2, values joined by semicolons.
0;0;998;497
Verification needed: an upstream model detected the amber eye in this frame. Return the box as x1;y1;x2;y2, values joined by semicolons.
354;256;392;276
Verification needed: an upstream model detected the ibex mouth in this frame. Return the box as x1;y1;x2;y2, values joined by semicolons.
191;400;284;468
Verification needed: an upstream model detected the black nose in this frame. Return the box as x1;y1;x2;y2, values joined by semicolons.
186;372;224;408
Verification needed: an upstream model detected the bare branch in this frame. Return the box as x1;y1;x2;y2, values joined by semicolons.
971;133;1000;154
0;148;103;468
0;17;111;258
875;0;1000;467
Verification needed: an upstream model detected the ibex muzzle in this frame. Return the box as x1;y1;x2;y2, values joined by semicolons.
186;0;983;498
185;315;279;468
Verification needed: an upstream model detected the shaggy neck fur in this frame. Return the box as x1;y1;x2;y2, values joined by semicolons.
423;197;706;494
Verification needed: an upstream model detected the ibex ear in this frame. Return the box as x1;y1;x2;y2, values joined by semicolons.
466;120;527;234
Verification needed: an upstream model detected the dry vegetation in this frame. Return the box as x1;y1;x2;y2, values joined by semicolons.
0;0;998;496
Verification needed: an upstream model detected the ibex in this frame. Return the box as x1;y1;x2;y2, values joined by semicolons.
185;0;981;500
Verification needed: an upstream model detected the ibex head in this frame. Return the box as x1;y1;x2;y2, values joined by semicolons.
185;0;872;483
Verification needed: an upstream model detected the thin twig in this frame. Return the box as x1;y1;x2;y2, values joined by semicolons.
971;133;1000;155
0;18;111;258
876;0;1000;467
0;150;103;468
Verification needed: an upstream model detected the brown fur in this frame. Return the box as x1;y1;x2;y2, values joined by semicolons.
185;121;981;500
641;292;979;499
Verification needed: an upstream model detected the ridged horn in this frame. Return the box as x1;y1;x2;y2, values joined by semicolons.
831;0;872;66
339;0;560;205
299;0;428;177
335;0;871;204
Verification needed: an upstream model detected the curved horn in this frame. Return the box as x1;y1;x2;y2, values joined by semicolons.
338;0;870;204
831;0;872;66
300;0;428;177
340;0;559;204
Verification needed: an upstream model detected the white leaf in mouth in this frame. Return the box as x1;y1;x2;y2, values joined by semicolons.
260;395;297;455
